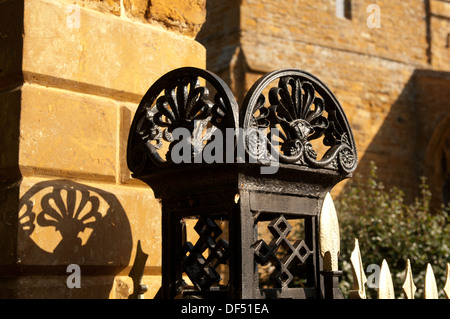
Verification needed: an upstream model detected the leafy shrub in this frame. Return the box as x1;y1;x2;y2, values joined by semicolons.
335;162;450;299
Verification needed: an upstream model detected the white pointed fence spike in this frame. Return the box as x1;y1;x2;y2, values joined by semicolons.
378;259;395;299
401;259;416;299
425;263;439;299
349;238;367;299
444;263;450;299
319;192;340;271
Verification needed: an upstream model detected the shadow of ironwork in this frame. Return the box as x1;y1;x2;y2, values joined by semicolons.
13;179;133;298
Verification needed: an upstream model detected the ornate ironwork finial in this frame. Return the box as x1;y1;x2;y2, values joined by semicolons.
402;259;416;299
349;238;367;299
127;67;358;178
240;69;357;175
127;67;239;175
378;259;395;299
425;263;438;299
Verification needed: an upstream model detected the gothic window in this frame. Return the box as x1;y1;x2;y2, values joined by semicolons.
426;115;450;209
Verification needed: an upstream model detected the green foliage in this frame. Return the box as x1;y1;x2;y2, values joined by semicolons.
335;162;450;299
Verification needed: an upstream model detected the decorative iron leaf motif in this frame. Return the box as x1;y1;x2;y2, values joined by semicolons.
252;215;312;288
127;67;238;174
181;216;230;291
241;69;357;174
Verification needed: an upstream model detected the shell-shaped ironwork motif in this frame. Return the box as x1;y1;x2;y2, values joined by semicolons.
127;67;238;175
241;69;357;174
128;68;357;175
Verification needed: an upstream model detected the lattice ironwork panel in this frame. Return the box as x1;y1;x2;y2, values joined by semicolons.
181;216;230;291
253;215;313;288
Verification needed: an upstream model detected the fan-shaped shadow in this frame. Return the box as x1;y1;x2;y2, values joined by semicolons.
17;179;133;298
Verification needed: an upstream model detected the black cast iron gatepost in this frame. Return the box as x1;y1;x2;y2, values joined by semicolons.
126;67;358;299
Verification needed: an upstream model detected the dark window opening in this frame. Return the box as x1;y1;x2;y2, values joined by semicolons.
336;0;352;20
443;177;450;208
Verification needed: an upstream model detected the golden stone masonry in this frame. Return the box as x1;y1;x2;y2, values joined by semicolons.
0;0;449;298
1;0;205;299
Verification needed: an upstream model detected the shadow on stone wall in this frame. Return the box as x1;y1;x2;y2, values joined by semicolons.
1;180;133;298
338;69;450;207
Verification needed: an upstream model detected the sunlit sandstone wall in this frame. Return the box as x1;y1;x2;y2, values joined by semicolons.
0;0;206;298
197;0;450;200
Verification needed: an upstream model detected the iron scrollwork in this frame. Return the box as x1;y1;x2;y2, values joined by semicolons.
127;67;239;175
127;67;357;175
240;69;357;174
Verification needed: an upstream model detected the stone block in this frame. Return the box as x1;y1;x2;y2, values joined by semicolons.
1;175;162;297
0;272;161;299
240;0;428;67
0;0;208;300
123;0;206;37
22;0;206;102
111;275;161;298
18;84;119;181
430;17;450;71
15;176;161;269
0;275;116;298
71;0;121;16
118;103;142;185
16;177;131;269
431;0;450;16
